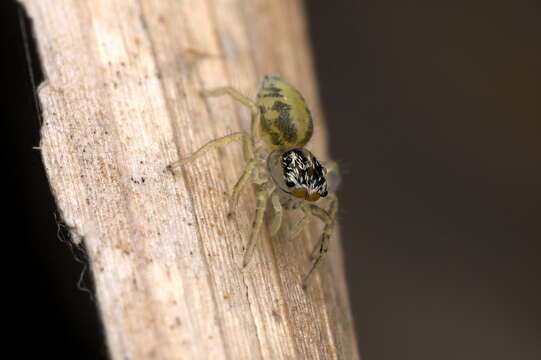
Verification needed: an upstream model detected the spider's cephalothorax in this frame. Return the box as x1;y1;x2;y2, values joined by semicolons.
168;76;339;288
269;148;328;202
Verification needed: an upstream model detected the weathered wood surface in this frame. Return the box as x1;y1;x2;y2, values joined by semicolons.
20;0;359;358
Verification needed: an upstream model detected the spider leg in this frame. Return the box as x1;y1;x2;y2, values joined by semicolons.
323;160;339;173
242;182;274;267
167;132;252;173
289;204;311;239
168;130;259;218
309;194;339;259
228;158;257;216
322;160;341;193
269;192;283;236
302;194;339;289
201;87;260;141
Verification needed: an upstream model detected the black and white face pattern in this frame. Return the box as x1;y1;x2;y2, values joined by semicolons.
281;148;328;202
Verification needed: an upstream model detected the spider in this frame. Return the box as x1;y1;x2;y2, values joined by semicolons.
168;76;340;288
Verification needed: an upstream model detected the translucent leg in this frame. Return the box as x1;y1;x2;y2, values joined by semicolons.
323;160;339;173
302;195;339;289
310;194;339;259
322;160;341;193
201;87;260;140
229;159;257;216
242;182;274;267
289;205;311;240
269;192;283;236
167;132;252;173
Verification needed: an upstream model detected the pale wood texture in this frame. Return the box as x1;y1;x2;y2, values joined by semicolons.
21;0;359;359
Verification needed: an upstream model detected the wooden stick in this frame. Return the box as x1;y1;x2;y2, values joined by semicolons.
20;0;360;358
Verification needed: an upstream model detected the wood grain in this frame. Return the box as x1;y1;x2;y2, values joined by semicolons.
20;0;360;358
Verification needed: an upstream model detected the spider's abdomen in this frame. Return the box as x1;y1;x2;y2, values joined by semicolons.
256;76;313;149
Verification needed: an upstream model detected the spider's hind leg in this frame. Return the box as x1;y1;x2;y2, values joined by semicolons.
201;87;260;139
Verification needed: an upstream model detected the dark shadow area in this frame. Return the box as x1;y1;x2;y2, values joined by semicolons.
305;1;541;359
1;2;106;359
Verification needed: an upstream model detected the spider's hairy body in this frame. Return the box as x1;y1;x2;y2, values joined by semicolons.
168;76;339;289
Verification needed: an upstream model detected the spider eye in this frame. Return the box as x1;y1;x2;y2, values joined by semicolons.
285;181;295;187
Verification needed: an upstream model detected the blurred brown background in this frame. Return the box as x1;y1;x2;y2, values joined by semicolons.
2;0;540;359
305;1;540;359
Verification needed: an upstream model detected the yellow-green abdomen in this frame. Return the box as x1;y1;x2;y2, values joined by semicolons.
256;76;313;149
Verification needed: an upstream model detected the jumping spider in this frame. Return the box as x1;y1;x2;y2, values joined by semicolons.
168;76;339;288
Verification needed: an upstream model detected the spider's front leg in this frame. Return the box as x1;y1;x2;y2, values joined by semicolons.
242;182;275;267
228;158;257;216
289;207;311;240
269;192;283;236
310;194;339;260
302;194;339;289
